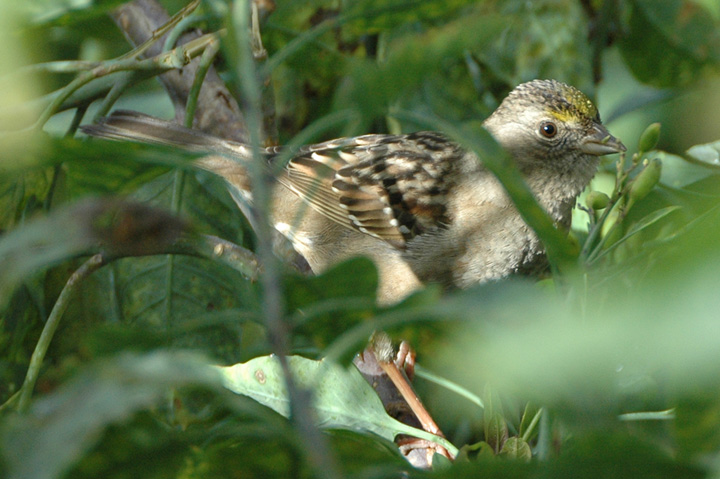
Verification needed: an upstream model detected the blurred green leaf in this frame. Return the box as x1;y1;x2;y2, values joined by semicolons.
0;351;219;479
285;257;377;350
686;139;720;166
499;437;531;461
13;0;128;27
518;404;541;442
596;205;680;259
0;168;52;231
0;199;103;304
62;141;178;198
334;9;504;125
344;0;478;34
436;202;720;418
620;0;720;88
547;432;704;479
674;394;720;460
476;0;594;92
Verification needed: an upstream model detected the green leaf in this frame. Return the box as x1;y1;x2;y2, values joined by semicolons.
0;351;220;479
620;0;720;87
218;355;457;455
13;0;128;27
436;252;720;416
0;199;102;304
483;386;507;453
284;257;378;310
674;394;720;460
284;257;378;349
686;139;720;167
334;10;504;124
518;404;542;442
484;411;508;454
218;355;396;440
499;437;532;461
0;168;52;230
547;433;704;479
344;0;479;34
77;169;258;357
62;140;176;197
599;205;681;256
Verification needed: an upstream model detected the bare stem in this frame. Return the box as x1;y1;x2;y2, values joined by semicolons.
16;254;108;411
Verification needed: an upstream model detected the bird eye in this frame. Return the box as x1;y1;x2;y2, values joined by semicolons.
540;122;558;138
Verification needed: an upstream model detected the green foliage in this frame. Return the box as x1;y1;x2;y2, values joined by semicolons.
219;354;455;452
619;0;720;88
2;0;720;478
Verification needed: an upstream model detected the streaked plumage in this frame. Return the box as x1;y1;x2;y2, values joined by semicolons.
82;79;625;303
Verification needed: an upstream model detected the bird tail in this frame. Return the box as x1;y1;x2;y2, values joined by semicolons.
81;110;252;160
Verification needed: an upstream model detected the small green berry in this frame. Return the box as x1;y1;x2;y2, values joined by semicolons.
638;123;661;152
585;191;610;210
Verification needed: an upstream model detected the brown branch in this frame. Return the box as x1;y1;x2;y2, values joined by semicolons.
107;0;307;272
110;0;248;141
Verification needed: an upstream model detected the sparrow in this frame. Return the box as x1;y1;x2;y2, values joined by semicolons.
82;79;625;303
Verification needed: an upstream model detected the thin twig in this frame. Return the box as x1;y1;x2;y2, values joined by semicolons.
116;0;202;61
110;0;247;140
186;37;221;126
16;254;108;411
94;72;134;120
171;234;260;281
31;32;219;130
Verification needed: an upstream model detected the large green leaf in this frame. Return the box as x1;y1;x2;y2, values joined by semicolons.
218;354;457;454
620;0;720;87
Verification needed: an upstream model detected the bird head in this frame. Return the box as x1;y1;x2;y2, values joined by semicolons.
484;79;626;174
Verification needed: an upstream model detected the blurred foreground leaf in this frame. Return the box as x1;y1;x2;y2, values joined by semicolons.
620;0;720;88
0;351;219;479
436;196;720;432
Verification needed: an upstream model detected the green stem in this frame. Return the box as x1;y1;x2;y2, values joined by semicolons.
163;11;208;53
163;170;186;332
117;0;202;61
227;3;343;478
16;254;107;411
31;32;219;130
414;365;484;409
521;407;544;442
94;73;134;121
185;38;221;126
580;196;619;260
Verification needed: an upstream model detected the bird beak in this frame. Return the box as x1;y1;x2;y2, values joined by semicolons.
581;124;627;156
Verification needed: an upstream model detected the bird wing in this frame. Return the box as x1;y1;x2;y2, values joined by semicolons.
81;111;458;248
276;132;456;249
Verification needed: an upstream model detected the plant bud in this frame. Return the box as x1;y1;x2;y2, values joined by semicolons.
638;123;661;152
585;191;610;210
629;158;662;206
